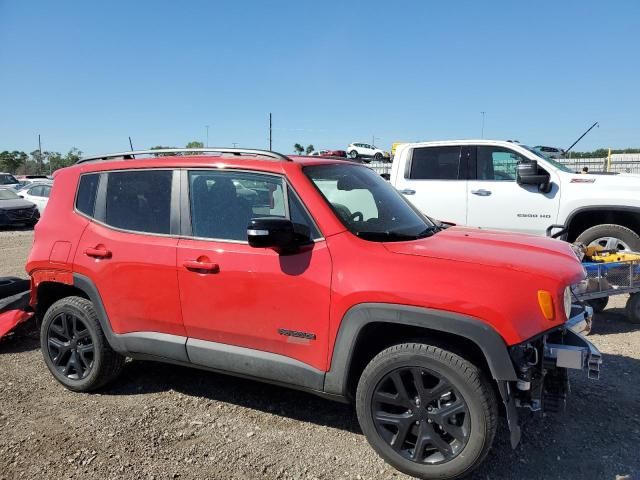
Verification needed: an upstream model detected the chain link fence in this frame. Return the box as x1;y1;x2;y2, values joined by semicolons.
559;154;640;174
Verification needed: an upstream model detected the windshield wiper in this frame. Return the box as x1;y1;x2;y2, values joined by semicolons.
356;227;439;242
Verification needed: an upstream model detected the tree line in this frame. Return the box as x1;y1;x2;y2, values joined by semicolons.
0;141;206;174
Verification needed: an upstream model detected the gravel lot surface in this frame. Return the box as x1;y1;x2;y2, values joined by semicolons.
1;229;639;480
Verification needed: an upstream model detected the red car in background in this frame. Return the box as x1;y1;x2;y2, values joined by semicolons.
310;149;347;158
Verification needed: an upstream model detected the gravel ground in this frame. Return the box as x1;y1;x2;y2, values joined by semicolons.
1;229;639;480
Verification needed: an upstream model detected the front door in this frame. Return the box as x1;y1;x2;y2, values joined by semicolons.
466;145;561;234
393;145;468;224
176;169;331;372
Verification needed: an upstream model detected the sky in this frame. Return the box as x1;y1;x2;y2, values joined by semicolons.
1;0;639;156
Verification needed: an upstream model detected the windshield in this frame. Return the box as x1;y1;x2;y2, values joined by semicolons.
0;174;18;185
521;145;573;173
304;164;437;241
0;188;20;200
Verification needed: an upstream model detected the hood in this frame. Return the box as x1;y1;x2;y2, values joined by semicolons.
383;226;584;283
0;198;36;210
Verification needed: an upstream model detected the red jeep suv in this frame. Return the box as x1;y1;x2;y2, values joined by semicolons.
26;148;600;479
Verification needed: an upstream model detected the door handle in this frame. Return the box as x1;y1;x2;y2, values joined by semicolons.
84;247;112;259
471;189;492;196
183;260;220;273
399;189;416;195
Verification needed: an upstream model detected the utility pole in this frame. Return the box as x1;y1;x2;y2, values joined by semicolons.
480;112;486;138
269;113;272;151
205;125;209;147
38;134;49;175
232;142;238;148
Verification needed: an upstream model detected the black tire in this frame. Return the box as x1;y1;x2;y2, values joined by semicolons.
40;296;125;392
374;152;383;161
625;293;640;324
349;150;358;159
576;224;640;252
356;343;497;480
588;297;609;313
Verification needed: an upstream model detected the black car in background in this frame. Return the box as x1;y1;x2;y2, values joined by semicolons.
0;188;39;228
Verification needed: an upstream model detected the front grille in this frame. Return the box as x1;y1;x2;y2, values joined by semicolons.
6;208;34;221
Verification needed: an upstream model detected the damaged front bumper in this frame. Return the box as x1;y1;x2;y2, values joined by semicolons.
501;305;602;447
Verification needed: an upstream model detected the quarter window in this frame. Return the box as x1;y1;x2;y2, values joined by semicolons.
76;174;100;217
104;170;172;234
409;147;461;180
476;147;526;181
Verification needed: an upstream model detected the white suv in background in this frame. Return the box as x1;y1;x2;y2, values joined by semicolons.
390;139;640;251
347;143;389;162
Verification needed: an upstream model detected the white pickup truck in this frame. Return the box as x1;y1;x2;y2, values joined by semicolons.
390;140;640;251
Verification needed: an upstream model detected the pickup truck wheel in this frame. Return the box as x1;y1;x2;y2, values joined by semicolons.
576;224;640;252
349;150;358;159
40;296;125;392
356;343;497;480
588;297;608;313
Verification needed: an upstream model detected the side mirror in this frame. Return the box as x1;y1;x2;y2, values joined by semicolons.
517;160;551;192
248;217;299;254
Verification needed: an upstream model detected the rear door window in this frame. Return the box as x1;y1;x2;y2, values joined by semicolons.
104;170;172;234
408;146;462;180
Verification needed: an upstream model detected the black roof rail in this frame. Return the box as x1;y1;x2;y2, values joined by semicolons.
76;148;291;164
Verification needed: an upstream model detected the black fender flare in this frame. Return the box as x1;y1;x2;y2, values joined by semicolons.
564;205;640;235
323;303;518;396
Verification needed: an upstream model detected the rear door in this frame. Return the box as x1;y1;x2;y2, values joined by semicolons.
73;169;185;336
393;145;469;224
466;145;561;234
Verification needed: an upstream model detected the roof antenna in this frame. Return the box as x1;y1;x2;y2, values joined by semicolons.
125;136;135;159
565;122;599;154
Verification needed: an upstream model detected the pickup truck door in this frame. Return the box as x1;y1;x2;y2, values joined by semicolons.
466;145;560;235
393;145;469;225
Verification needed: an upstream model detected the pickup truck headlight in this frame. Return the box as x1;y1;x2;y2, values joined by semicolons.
563;286;573;320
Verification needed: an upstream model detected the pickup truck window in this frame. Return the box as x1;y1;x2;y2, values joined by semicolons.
409;146;461;180
304;164;437;242
477;146;525;181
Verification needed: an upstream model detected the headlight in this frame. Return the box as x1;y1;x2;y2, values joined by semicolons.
563;286;573;320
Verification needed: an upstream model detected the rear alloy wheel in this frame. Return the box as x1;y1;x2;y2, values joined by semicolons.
576;224;640;252
349;150;358;159
356;343;497;479
374;152;383;161
41;296;125;392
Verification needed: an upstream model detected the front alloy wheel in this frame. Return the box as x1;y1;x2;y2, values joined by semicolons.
356;343;497;480
372;367;470;464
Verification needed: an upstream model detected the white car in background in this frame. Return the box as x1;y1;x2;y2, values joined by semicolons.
17;182;52;214
347;143;389;162
0;172;21;190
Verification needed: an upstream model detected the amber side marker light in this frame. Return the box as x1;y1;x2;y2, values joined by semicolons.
538;290;555;320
